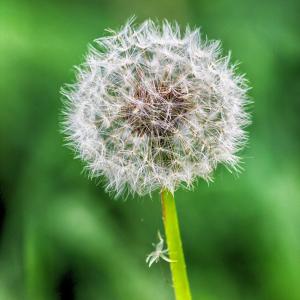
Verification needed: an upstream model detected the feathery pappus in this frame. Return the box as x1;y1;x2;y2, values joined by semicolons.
62;18;250;197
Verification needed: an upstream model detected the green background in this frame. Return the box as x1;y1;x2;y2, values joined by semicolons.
0;0;299;299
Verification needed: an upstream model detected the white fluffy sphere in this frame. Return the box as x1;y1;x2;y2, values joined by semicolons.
62;19;250;196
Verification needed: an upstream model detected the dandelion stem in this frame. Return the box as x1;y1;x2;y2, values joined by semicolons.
161;188;192;300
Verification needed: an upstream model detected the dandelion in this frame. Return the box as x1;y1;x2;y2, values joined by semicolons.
62;18;250;300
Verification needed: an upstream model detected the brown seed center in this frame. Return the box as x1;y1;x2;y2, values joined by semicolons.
121;82;194;137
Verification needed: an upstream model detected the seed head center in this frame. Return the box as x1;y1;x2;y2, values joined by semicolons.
122;82;193;137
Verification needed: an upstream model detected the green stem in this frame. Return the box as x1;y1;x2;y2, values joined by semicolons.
161;188;192;300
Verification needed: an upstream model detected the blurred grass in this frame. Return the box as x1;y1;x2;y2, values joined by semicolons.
0;0;300;299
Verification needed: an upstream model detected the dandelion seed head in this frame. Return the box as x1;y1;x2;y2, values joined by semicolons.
62;18;250;197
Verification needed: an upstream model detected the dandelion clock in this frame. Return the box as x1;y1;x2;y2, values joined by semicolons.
61;18;250;300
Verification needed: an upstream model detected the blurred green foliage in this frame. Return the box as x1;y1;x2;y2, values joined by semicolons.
0;0;300;299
